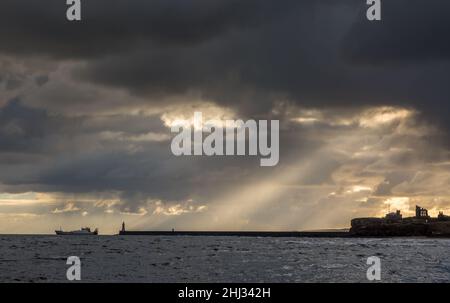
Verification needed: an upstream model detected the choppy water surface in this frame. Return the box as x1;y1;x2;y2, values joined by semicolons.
0;236;449;282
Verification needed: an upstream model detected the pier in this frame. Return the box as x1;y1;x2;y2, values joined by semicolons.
118;229;350;238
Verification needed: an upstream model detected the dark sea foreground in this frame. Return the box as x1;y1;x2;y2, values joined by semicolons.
0;235;449;283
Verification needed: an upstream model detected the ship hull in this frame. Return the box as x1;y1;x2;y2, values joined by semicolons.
55;230;98;235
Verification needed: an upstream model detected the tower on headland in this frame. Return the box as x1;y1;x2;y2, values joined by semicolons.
121;221;126;232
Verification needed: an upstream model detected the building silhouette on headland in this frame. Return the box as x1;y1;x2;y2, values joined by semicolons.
351;205;450;237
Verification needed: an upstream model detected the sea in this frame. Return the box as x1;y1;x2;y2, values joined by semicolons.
0;235;449;282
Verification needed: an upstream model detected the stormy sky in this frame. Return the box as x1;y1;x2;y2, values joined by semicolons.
0;0;449;234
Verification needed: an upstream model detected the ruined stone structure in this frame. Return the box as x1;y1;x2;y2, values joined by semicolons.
415;205;429;219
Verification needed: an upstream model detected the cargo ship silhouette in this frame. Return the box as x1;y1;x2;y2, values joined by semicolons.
55;227;98;235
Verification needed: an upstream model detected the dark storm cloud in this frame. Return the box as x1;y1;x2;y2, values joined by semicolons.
1;1;449;127
0;99;170;154
0;99;76;153
341;0;450;132
0;0;298;58
343;0;450;64
74;0;450;132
